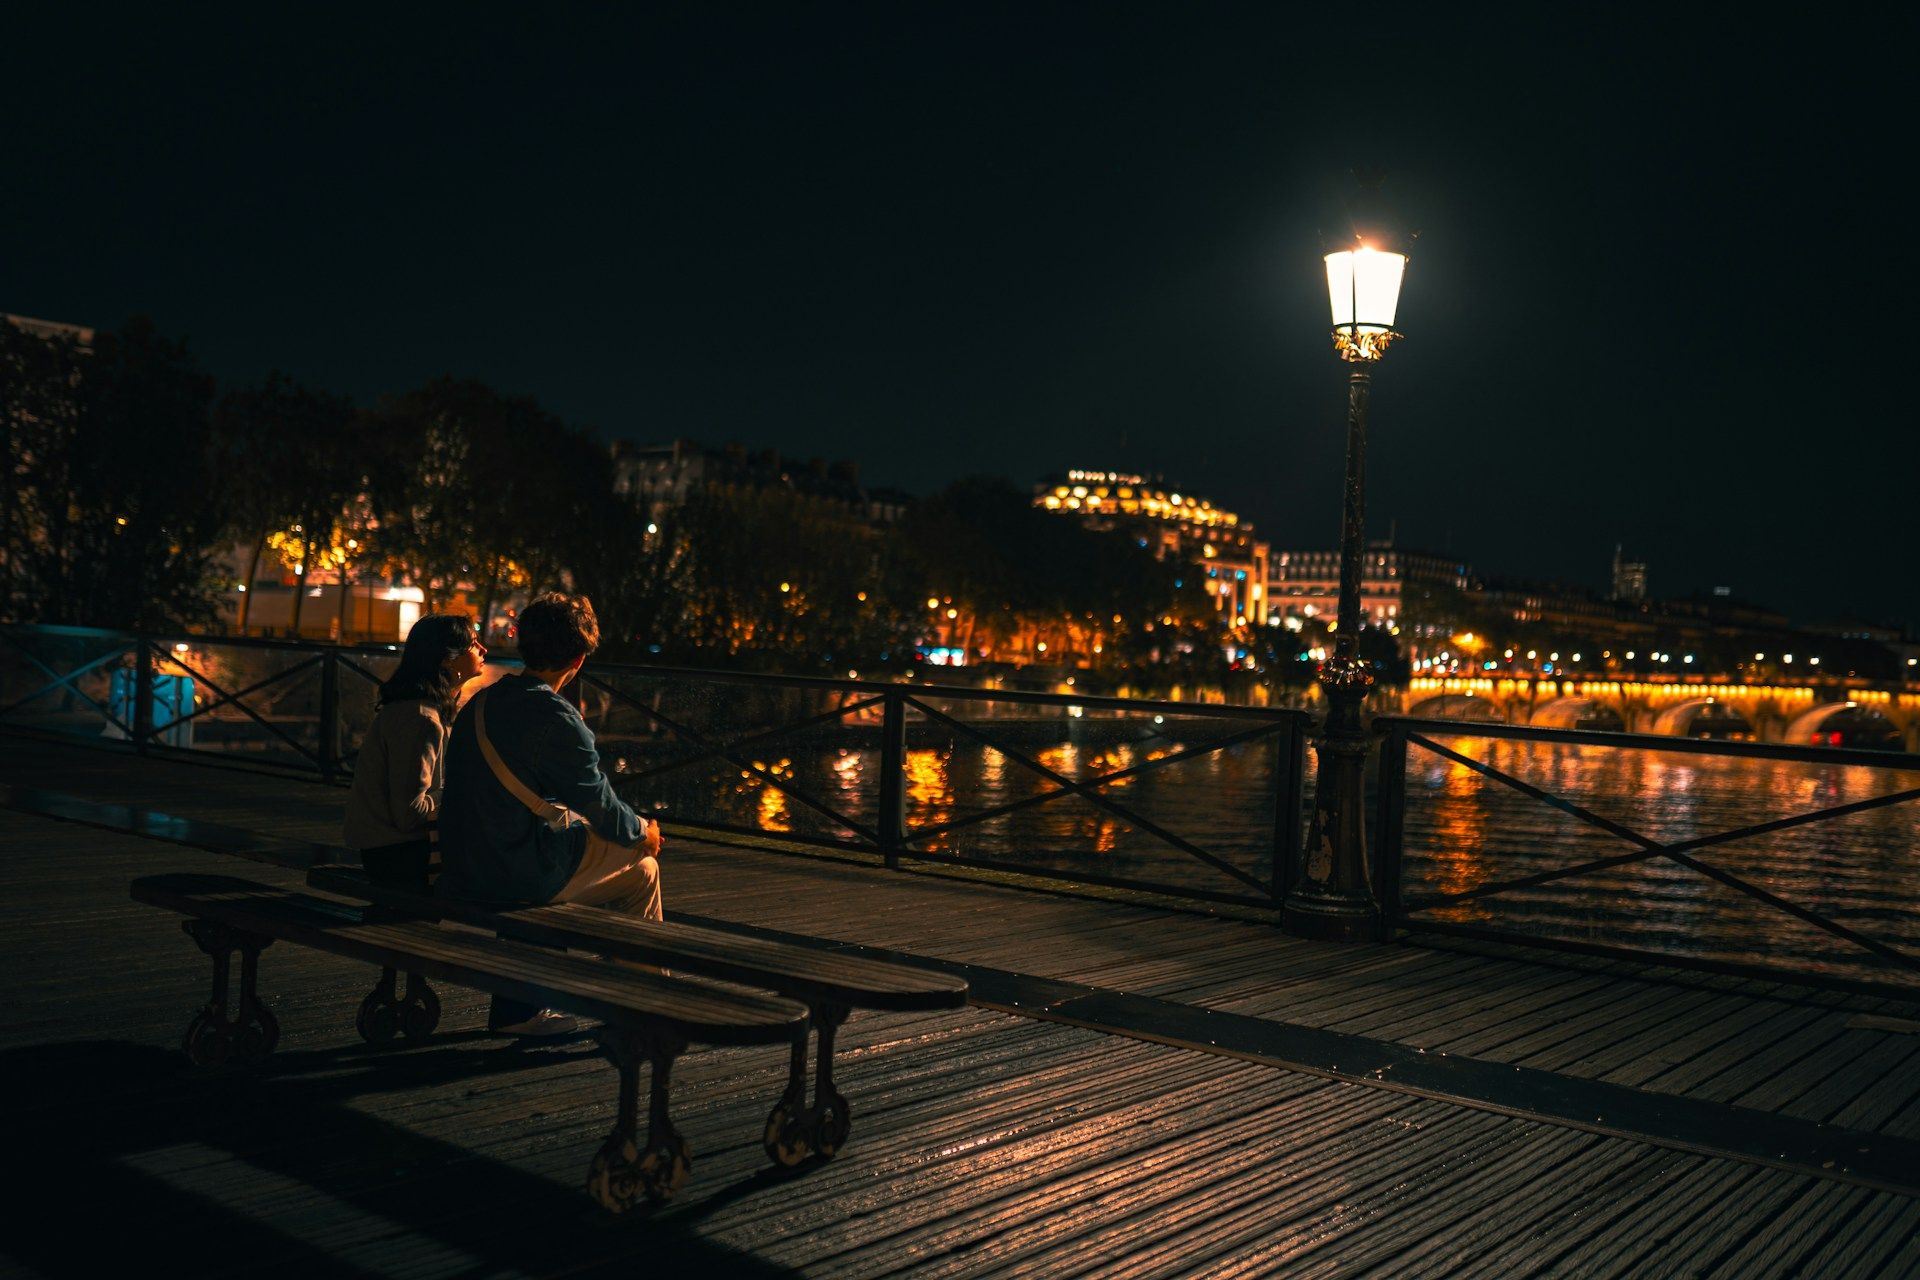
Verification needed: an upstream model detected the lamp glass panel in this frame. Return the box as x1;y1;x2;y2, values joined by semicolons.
1325;248;1406;332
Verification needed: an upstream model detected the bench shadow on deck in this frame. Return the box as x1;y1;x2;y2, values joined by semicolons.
5;1038;798;1278
4;732;1920;1278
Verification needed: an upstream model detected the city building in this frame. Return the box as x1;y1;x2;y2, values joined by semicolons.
1611;544;1648;601
3;313;95;345
1429;579;1913;683
1034;470;1269;629
1268;542;1472;646
611;439;888;524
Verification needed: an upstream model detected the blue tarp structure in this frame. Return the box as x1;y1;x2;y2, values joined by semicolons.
108;669;195;747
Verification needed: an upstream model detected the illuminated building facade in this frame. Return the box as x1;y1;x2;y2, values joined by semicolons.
1035;470;1270;629
4;313;95;345
1269;542;1471;642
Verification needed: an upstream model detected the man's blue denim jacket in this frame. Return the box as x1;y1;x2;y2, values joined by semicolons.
439;672;643;905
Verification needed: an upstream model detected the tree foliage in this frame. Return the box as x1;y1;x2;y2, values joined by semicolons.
365;378;629;632
651;484;913;668
212;372;364;632
2;318;226;628
903;476;1211;667
3;319;1233;680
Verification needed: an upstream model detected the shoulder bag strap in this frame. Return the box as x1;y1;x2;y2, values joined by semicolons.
473;689;575;830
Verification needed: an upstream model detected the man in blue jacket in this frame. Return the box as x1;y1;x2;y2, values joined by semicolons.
441;592;663;1035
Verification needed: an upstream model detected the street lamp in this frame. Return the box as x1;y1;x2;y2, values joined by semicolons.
1283;237;1407;942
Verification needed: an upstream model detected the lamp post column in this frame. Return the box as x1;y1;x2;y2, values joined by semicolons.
1283;361;1382;941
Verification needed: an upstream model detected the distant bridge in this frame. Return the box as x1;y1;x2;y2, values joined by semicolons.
1383;677;1920;751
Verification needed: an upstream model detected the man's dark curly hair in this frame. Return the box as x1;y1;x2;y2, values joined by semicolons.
516;593;600;669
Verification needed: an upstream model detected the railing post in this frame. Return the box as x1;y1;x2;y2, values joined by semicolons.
318;650;341;782
1272;717;1307;906
878;690;907;870
133;636;154;754
1372;720;1408;934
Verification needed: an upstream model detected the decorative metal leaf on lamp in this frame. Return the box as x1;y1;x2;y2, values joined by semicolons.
1324;242;1406;362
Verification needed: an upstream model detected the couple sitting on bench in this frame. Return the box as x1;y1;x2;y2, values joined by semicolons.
344;592;664;1037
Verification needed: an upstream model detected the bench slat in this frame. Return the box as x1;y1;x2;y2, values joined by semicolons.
134;873;807;1045
533;903;966;1009
307;866;967;1012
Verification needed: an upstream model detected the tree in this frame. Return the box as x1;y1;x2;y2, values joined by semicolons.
564;477;690;659
367;377;623;636
658;483;917;668
1;320;87;620
1;317;226;629
212;373;364;634
902;477;1202;670
366;378;510;615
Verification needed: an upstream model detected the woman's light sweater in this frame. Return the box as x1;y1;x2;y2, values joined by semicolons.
343;699;446;850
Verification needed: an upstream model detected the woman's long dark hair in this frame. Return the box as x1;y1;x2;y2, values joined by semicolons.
378;613;476;713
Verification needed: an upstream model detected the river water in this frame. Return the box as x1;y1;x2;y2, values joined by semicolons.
1396;733;1920;987
600;704;1920;989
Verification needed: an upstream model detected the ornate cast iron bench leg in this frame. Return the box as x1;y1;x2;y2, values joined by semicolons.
763;1028;813;1167
588;1027;692;1212
356;968;441;1044
809;1003;852;1159
399;971;440;1038
180;919;279;1067
762;1003;853;1168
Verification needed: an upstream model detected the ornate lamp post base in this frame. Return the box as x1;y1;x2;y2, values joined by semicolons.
1283;652;1380;942
1281;889;1379;941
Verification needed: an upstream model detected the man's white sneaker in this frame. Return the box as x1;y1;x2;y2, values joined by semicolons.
494;1009;580;1037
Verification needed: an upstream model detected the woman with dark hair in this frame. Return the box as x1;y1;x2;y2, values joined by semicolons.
344;613;487;884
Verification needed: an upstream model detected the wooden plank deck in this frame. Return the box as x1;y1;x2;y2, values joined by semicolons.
3;733;1919;1276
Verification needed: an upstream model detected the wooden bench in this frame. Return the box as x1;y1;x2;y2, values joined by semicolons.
132;872;807;1211
304;863;969;1168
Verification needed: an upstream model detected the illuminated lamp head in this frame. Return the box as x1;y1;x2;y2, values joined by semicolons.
1324;237;1407;362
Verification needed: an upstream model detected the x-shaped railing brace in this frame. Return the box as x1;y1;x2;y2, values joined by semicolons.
577;674;888;845
1401;732;1920;973
143;646;327;771
0;639;137;735
576;674;1285;897
900;696;1274;896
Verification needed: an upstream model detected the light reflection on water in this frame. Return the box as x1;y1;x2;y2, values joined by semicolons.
1400;736;1920;986
905;748;952;832
1421;757;1493;922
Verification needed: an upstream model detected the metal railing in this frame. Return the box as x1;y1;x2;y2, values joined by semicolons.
0;624;409;781
12;622;1919;977
1373;716;1920;995
0;625;1309;908
575;662;1309;907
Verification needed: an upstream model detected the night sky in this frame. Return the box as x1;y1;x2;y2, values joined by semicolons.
4;8;1911;628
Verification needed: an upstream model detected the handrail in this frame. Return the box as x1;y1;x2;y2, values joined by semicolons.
1377;715;1920;769
5;623;1310;722
586;657;1312;722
